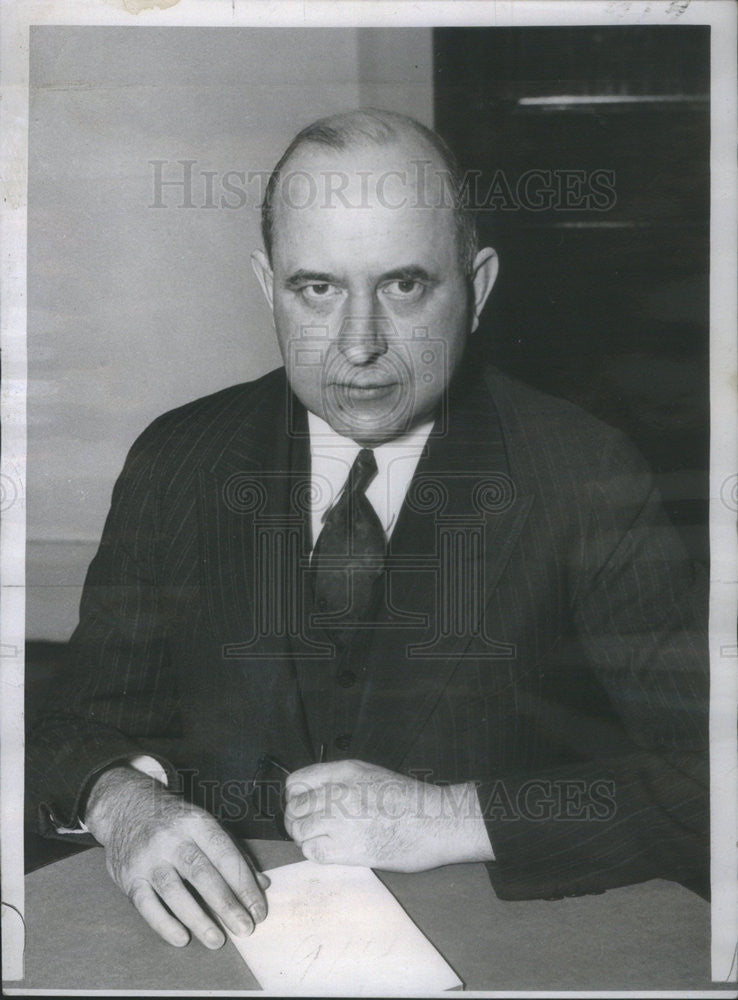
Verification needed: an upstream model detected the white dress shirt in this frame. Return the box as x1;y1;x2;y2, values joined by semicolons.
307;410;435;550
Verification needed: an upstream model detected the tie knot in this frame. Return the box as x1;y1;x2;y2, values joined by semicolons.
348;448;378;496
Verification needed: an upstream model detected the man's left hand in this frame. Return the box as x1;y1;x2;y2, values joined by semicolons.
284;759;494;871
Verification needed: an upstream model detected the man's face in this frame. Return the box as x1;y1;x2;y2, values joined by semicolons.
252;140;497;445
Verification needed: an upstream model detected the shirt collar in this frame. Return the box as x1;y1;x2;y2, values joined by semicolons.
306;410;435;540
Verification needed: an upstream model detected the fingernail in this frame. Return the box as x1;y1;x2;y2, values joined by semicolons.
173;931;189;948
205;928;224;949
236;915;254;936
250;901;267;923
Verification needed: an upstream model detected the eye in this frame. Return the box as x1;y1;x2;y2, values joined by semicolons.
301;283;340;301
382;279;425;301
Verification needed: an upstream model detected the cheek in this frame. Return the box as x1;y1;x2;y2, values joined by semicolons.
273;311;328;409
405;313;467;400
273;300;308;365
273;297;339;358
416;299;468;359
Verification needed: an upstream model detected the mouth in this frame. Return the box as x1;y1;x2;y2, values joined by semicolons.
330;381;399;399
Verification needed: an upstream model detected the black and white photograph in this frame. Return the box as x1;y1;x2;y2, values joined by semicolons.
1;0;736;994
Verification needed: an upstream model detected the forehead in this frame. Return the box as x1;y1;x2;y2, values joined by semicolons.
269;140;459;271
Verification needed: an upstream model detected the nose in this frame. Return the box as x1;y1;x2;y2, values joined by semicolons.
335;313;390;366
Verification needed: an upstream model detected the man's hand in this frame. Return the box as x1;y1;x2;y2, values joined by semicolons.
84;765;269;949
283;759;494;872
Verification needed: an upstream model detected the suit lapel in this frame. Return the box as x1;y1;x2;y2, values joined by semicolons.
198;372;288;653
353;373;534;768
196;371;315;759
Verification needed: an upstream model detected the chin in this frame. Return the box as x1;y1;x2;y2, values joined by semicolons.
345;417;416;446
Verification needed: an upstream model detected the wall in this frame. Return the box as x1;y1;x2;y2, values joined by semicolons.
27;26;434;639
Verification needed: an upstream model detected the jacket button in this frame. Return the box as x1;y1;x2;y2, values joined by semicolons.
336;670;357;688
334;734;351;751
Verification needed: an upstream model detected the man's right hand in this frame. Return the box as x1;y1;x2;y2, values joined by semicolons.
84;765;268;949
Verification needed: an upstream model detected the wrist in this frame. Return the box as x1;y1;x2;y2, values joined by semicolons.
84;765;159;845
435;782;495;865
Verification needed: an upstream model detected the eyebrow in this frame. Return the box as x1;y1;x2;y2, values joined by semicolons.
284;265;437;289
284;270;337;288
380;266;437;284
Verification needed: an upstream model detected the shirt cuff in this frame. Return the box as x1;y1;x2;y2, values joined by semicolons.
129;754;171;786
50;754;170;834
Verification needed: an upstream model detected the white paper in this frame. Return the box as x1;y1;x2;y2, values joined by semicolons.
227;861;463;995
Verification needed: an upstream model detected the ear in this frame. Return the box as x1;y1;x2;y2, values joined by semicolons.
251;249;274;310
469;247;499;333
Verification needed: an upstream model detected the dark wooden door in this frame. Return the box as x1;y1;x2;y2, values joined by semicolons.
434;26;710;563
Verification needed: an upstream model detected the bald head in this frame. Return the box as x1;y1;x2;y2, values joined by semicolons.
261;108;478;274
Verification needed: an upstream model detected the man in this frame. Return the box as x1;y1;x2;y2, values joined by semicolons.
28;109;709;952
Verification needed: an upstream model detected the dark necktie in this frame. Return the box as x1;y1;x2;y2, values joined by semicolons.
311;448;387;626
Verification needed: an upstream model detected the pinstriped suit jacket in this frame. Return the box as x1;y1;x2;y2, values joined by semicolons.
28;364;709;900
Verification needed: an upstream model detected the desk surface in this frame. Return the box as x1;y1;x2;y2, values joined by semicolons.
14;840;712;992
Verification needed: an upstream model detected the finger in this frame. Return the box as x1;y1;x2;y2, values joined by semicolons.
195;826;268;925
284;786;321;821
286;806;328;847
177;842;255;937
127;876;190;948
149;867;227;949
302;824;365;866
256;870;271;890
283;789;322;841
286;762;346;796
300;834;336;865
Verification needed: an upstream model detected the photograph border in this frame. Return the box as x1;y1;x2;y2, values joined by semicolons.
1;0;736;991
